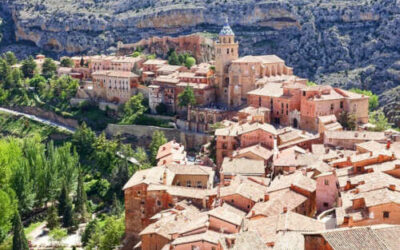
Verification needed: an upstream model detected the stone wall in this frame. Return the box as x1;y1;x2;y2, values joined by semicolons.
105;124;212;150
5;106;79;129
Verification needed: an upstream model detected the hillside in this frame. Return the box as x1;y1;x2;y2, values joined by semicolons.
0;0;399;125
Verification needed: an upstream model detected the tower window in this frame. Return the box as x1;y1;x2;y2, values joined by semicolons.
227;48;230;54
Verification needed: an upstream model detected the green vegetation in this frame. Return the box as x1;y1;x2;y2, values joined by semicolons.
167;48;195;68
12;212;29;250
306;81;317;86
149;130;167;165
369;110;391;131
49;227;67;247
121;93;147;124
350;88;379;111
178;86;196;107
84;216;125;249
0;112;69;139
60;57;74;68
42;58;57;79
338;111;356;130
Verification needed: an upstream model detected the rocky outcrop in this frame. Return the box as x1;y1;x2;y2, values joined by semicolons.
1;0;400;125
117;34;215;63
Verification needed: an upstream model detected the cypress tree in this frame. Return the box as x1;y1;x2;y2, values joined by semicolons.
12;212;29;250
62;201;74;228
75;172;87;222
111;193;122;216
58;184;69;216
46;205;59;230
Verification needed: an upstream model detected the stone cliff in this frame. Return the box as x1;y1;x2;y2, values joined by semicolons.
1;0;400;125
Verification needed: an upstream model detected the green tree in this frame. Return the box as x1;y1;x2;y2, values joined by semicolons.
58;184;69;216
350;88;379;111
5;68;24;89
369;110;390;131
49;227;67;247
99;216;125;250
11;159;35;215
133;146;151;170
306;81;317;86
0;189;16;243
0;58;11;82
28;74;47;89
122;93;147;124
3;51;18;66
75;172;88;222
60;57;74;67
62;200;75;228
72;122;96;162
149;130;167;165
46;205;60;230
110;193;122;216
12;211;29;250
131;51;141;57
168;50;180;65
185;56;196;69
156;103;168;115
81;219;99;247
146;54;156;60
178;86;196;107
42;58;57;79
338;111;356;130
21;56;37;78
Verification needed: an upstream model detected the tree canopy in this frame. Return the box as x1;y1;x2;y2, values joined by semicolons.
178;86;196;107
121;93;147;124
149;130;167;165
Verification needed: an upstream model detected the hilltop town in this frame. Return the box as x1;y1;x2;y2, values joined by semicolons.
0;19;400;250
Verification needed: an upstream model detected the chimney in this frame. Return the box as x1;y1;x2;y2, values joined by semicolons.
370;151;373;157
264;193;269;202
163;171;167;185
395;164;400;169
387;140;391;149
389;184;396;191
251;210;255;217
283;207;288;213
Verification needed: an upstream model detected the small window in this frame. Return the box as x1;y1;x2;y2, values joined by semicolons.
323;202;329;207
357;167;362;172
227;48;230;54
330;104;334;110
340;101;343;109
231;199;234;204
324;180;329;185
187;180;192;187
157;200;161;207
303;91;306;96
383;211;390;218
197;181;202;188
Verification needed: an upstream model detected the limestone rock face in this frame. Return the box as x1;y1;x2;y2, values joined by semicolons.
1;0;400;125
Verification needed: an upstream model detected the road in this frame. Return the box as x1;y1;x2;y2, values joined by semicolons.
0;107;76;133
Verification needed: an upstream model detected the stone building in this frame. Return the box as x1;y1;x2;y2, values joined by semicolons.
91;70;140;104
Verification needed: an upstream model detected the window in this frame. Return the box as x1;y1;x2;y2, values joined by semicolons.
323;202;329;207
186;180;192;187
357;167;362;172
383;211;390;218
176;181;181;186
340;101;343;108
227;48;230;54
231;199;234;204
330;104;334;110
324;180;329;185
197;181;202;188
157;200;161;207
303;91;306;96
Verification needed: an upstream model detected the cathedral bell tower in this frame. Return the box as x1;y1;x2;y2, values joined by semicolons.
215;18;239;105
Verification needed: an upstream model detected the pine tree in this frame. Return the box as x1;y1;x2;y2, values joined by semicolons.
62;201;74;228
75;172;87;222
12;212;29;250
46;205;59;230
58;184;69;216
110;193;122;216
